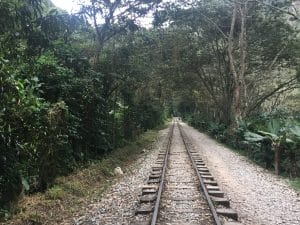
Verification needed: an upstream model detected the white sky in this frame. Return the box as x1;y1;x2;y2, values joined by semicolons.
51;0;81;13
51;0;154;27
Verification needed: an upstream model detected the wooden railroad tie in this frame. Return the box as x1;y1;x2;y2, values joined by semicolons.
135;206;154;215
208;190;224;198
210;196;230;207
216;208;238;221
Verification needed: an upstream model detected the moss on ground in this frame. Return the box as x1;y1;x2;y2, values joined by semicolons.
2;124;167;225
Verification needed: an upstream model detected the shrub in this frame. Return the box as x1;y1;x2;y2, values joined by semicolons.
45;186;66;200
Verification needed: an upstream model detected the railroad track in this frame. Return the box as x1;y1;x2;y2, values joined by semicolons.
132;120;242;225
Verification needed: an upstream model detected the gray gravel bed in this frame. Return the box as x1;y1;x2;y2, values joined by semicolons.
73;128;169;225
157;125;214;225
181;122;300;225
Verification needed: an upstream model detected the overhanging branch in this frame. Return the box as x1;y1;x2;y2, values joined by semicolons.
246;77;298;115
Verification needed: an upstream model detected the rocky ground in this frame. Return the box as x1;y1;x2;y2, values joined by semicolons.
74;122;300;225
157;124;214;225
73;127;169;225
181;122;300;225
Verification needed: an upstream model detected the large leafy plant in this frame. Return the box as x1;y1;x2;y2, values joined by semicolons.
245;119;300;176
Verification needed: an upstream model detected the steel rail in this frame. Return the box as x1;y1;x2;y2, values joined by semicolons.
178;122;222;225
150;121;174;225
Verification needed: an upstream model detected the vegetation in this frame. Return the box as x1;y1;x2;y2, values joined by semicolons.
291;178;300;191
150;0;300;179
2;127;162;223
0;0;166;218
1;0;299;220
186;111;300;178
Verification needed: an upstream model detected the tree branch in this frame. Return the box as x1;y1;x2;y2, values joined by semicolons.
198;12;229;39
252;0;299;20
195;67;221;109
246;77;298;115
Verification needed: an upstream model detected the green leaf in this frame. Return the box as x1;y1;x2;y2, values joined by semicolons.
288;125;300;142
286;138;294;144
289;125;300;137
21;177;30;191
266;119;281;135
244;131;266;142
257;130;279;140
31;76;39;82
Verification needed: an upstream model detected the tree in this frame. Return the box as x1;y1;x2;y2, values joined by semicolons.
153;0;300;129
78;0;162;51
227;0;300;130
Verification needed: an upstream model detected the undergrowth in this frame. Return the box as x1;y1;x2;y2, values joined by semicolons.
290;178;300;192
185;113;300;192
1;124;166;225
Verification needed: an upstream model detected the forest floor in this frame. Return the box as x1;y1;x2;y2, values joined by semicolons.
1;125;168;225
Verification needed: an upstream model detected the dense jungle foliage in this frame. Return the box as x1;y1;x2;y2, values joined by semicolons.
0;0;166;216
166;0;300;179
0;0;300;219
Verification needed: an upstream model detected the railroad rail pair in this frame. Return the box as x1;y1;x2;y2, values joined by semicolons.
132;120;242;225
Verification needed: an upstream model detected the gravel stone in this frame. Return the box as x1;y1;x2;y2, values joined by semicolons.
74;121;300;225
157;124;214;225
73;128;169;225
181;122;300;225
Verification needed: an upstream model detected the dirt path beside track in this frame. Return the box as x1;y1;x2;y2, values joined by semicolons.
181;122;300;225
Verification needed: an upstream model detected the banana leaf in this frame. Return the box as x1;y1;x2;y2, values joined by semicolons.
244;131;266;142
257;130;279;140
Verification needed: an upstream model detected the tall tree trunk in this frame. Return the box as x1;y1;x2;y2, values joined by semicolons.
228;1;247;132
274;144;281;175
238;2;247;117
228;2;240;131
289;151;297;178
112;94;117;148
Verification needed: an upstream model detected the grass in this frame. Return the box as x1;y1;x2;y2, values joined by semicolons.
290;178;300;192
45;186;66;200
1;124;167;225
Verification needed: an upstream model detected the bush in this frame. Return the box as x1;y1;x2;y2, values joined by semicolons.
45;186;66;200
186;111;300;178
